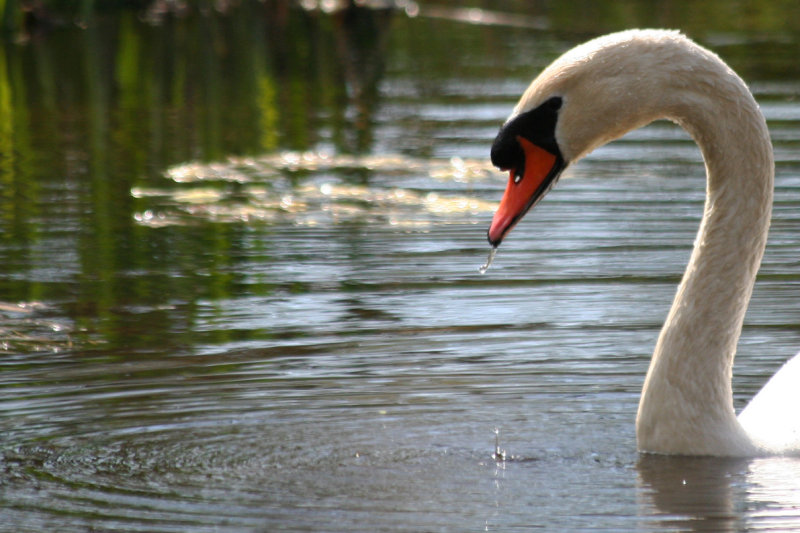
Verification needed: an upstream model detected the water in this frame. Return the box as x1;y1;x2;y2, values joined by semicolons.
2;2;800;531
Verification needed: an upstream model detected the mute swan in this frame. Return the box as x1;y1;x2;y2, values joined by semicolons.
486;29;800;456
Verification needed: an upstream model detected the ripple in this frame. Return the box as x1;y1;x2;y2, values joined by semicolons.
0;301;80;355
1;413;505;532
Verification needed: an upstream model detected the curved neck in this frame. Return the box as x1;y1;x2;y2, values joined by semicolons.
635;59;774;455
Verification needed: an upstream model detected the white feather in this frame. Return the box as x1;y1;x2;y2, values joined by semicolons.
506;29;798;455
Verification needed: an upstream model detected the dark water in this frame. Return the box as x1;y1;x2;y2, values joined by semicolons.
2;2;800;531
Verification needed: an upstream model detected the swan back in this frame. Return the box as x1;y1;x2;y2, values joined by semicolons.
739;355;800;453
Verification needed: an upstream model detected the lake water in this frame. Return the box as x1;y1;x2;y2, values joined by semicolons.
2;2;800;531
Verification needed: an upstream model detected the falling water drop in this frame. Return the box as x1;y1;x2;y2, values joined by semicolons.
478;247;498;274
493;428;507;462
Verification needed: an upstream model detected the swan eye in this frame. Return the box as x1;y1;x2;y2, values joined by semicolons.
490;96;563;172
545;96;562;111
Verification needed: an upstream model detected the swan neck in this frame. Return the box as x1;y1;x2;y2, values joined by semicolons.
635;57;774;455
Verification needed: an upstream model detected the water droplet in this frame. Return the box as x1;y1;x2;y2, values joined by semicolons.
478;247;498;274
493;428;507;461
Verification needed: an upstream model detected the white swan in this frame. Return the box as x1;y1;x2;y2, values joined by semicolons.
486;29;800;456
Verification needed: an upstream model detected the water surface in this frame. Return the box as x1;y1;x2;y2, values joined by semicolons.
2;2;800;531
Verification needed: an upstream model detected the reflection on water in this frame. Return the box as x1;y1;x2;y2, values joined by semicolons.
638;456;750;532
132;152;496;227
638;455;800;532
2;1;800;531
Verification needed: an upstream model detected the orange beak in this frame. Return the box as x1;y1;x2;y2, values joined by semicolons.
487;136;561;246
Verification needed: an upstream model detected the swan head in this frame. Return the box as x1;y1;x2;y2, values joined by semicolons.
488;95;566;246
488;29;693;246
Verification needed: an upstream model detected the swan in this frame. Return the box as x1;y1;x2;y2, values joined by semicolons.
485;29;800;456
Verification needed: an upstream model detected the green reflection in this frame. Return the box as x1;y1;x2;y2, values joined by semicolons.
0;38;39;290
0;1;798;354
0;43;14;217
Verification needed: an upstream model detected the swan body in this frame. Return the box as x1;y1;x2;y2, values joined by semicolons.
487;29;800;456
